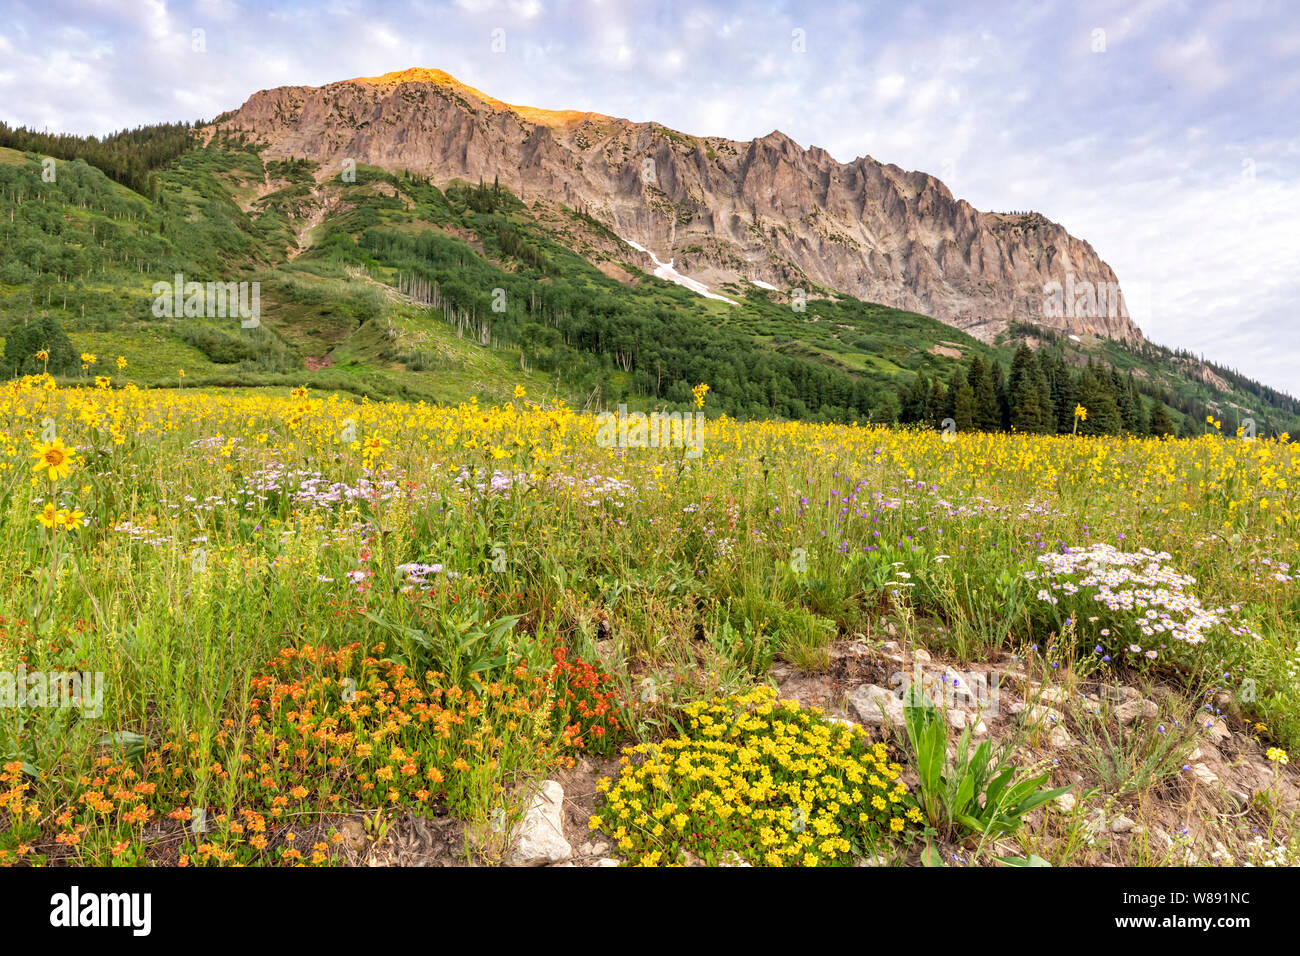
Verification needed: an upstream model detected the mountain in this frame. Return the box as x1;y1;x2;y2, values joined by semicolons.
3;75;1297;438
213;68;1142;344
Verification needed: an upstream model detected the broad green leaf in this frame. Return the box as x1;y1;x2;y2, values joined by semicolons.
996;854;1051;867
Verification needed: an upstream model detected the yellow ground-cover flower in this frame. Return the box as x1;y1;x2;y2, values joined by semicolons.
593;686;918;866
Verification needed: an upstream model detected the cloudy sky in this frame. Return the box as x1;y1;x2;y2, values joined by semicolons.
3;0;1298;394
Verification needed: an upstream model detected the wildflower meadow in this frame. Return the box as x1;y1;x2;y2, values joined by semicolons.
1;374;1296;866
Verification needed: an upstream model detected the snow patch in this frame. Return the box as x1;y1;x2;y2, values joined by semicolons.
751;279;778;291
620;236;739;306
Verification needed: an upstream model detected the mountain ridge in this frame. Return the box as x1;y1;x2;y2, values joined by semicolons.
212;68;1143;345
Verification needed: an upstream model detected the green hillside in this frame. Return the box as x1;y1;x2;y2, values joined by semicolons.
1;131;1296;437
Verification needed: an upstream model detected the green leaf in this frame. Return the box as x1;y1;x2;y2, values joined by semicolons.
983;766;1015;809
1010;784;1073;818
952;772;976;816
996;854;1051;867
97;731;150;760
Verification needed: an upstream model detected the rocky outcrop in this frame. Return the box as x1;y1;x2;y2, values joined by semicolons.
214;68;1143;343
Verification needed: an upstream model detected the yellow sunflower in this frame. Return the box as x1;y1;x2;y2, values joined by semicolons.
35;503;57;528
32;438;76;482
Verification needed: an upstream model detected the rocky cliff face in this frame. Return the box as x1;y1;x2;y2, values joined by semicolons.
214;68;1142;343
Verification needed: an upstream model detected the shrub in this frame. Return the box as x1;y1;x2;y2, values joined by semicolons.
2;314;77;376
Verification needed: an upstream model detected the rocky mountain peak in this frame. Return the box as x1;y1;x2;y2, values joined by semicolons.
215;68;1143;344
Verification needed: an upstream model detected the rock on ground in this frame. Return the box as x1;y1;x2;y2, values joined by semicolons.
848;684;905;726
504;780;573;867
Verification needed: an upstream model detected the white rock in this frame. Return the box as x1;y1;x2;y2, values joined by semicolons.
1048;725;1076;749
848;684;905;726
1203;718;1232;742
1053;792;1077;812
1024;703;1065;725
1111;815;1136;834
503;780;572;867
1189;763;1219;787
1099;684;1143;703
594;858;620;867
1116;699;1159;724
913;648;932;663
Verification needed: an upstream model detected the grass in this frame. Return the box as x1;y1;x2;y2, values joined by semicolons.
0;378;1295;866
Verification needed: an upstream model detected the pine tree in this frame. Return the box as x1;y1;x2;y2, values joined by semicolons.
994;361;1010;430
1009;345;1052;433
968;355;1001;432
1074;369;1123;435
903;373;928;424
1148;399;1175;437
1112;368;1139;433
927;377;947;429
945;366;975;431
1131;377;1149;435
1045;353;1075;433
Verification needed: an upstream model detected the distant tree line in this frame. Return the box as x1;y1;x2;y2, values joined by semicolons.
898;343;1266;438
0;120;198;197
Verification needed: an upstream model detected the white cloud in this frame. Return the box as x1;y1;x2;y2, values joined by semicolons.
1;0;1296;394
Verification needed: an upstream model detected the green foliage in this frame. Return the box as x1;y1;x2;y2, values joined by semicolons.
365;599;524;690
0;120;197;196
0;132;1293;438
902;685;1071;839
2;313;77;376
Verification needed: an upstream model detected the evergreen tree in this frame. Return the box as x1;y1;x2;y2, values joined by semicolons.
1008;345;1052;433
1045;353;1075;434
994;360;1010;430
945;366;975;431
1112;368;1140;433
1074;369;1123;435
968;355;1001;432
1131;376;1149;435
926;377;947;429
902;373;928;425
1148;399;1175;437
